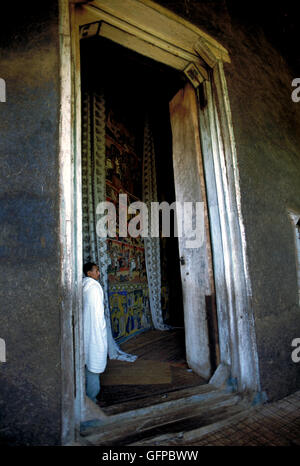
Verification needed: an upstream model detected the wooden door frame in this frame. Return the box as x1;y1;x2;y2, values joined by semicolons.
59;0;261;444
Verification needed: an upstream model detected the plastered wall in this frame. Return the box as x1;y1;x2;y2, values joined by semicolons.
0;1;62;445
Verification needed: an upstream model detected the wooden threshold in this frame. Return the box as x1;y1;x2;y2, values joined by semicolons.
80;385;243;444
98;328;207;410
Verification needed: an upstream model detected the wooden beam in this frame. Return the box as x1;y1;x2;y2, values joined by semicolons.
137;0;230;63
76;2;210;77
194;37;219;69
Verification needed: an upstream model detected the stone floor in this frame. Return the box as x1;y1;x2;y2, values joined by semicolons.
186;389;300;446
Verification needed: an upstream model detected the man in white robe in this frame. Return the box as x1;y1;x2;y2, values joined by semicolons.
83;262;108;403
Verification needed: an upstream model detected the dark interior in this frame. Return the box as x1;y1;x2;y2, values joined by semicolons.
79;36;206;408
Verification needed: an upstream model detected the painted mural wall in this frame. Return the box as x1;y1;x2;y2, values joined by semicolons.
105;99;154;342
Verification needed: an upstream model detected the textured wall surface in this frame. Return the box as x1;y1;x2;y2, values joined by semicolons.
156;0;300;400
0;0;299;446
224;24;300;401
0;1;62;445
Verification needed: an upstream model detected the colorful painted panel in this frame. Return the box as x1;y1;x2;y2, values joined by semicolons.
109;284;152;343
107;239;147;284
105;98;153;342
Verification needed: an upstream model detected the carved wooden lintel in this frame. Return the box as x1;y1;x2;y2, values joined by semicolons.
184;62;207;88
194;37;218;69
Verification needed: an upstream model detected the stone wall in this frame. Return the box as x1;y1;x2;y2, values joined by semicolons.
224;17;300;401
0;1;62;445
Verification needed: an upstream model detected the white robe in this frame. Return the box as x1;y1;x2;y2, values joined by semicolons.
82;277;108;374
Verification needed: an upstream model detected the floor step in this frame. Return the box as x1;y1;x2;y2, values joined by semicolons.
128;403;252;445
100;383;217;416
80;386;243;445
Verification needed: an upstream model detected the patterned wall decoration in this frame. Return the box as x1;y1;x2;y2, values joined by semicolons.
104;100;153;342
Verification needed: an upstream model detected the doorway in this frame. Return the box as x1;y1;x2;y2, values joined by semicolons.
80;36;218;409
58;0;261;444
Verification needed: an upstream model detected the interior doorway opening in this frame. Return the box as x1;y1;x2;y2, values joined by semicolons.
80;35;216;410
